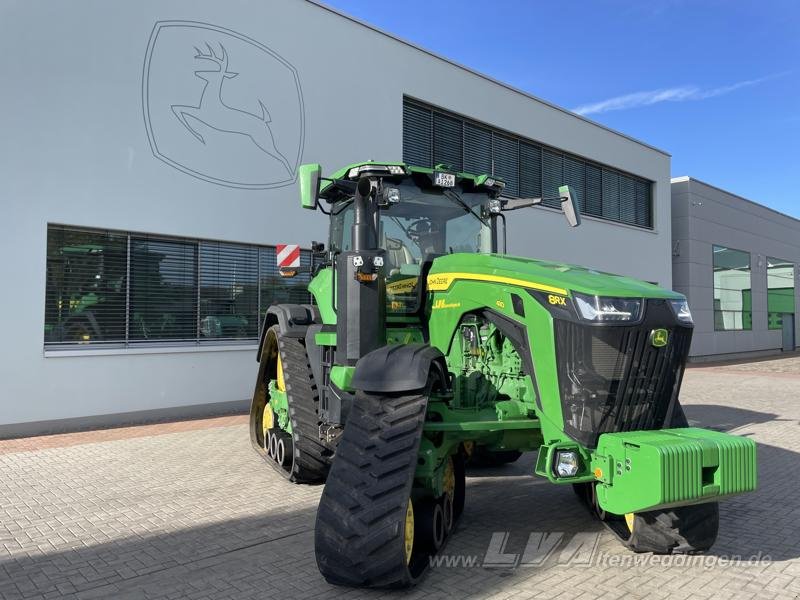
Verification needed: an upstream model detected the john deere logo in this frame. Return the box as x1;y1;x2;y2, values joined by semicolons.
650;328;669;348
143;20;304;189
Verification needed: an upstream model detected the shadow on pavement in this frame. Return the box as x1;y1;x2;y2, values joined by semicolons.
684;403;787;432
680;402;799;562
1;401;797;600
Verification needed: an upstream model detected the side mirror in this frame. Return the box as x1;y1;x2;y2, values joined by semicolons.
558;185;581;227
298;163;322;210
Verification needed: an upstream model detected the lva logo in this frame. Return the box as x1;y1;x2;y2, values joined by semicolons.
143;21;304;189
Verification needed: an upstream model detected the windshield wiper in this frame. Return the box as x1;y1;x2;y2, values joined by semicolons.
442;189;489;227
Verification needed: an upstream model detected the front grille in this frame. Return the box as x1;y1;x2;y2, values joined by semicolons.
554;299;692;448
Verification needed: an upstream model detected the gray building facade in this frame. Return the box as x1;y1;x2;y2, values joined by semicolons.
0;0;672;436
671;177;799;361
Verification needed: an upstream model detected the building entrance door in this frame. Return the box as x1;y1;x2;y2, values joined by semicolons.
782;313;795;352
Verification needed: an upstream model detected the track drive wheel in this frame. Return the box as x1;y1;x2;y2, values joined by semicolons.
314;385;465;588
614;502;720;553
573;482;719;553
249;325;330;483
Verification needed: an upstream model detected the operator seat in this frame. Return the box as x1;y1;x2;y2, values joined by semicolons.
384;236;415;276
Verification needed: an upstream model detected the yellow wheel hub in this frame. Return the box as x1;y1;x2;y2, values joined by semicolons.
624;512;635;533
276;355;286;391
262;405;274;434
442;457;455;498
404;499;414;565
463;441;474;457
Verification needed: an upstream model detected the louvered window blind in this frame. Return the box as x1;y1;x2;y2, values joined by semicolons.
44;225;312;348
402;97;653;228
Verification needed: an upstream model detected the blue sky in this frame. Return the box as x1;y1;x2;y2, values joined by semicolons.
324;0;799;217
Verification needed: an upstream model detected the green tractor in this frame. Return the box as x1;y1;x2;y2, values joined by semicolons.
249;161;757;588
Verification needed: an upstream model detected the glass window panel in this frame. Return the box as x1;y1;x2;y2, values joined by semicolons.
129;236;198;342
432;112;462;171
492;133;519;197
713;245;752;331
767;257;795;330
519;142;542;199
563;156;586;212
463;122;491;176
401;98;653;228
45;225;317;349
585;164;602;217
601;169;620;221
402;102;432;168
619;175;636;225
44;226;127;345
542;149;563;208
199;242;259;340
635;179;651;227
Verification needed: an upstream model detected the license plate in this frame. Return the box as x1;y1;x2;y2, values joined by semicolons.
434;171;455;188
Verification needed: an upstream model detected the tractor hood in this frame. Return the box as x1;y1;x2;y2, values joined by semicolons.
427;253;681;299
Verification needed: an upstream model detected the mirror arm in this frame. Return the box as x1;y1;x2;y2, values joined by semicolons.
316;198;331;215
501;197;543;211
502;195;572;211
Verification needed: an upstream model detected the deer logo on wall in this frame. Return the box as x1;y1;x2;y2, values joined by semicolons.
143;21;305;189
171;43;292;175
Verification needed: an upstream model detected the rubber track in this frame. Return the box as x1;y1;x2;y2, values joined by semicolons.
277;333;332;482
314;390;429;588
623;502;719;553
573;482;719;553
252;326;331;483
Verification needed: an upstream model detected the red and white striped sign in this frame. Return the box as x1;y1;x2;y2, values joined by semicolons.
276;244;300;268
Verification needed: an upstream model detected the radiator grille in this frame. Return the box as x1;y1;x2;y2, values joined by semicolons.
554;299;692;448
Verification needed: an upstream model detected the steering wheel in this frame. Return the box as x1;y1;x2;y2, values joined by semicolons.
406;218;439;242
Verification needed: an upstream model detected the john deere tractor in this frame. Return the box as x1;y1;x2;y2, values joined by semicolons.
249;162;757;588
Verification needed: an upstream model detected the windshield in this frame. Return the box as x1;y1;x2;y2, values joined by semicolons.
330;183;494;313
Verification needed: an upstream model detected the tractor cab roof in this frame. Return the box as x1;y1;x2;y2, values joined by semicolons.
318;161;506;203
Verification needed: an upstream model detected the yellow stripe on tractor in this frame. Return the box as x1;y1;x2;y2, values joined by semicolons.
426;272;568;296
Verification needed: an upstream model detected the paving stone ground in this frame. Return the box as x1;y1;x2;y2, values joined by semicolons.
1;359;799;600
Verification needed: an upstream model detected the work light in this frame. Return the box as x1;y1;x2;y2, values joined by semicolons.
385;187;401;204
555;450;580;477
347;164;407;178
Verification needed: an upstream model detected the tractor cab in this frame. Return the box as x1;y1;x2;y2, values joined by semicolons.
323;166;498;315
304;162;578;318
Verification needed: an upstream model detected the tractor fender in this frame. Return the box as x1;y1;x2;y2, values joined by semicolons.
351;343;446;394
256;304;319;362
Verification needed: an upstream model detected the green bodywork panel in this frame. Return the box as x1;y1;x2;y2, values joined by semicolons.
299;163;321;209
426;252;681;299
329;365;355;390
267;383;291;433
308;268;335;324
592;428;757;514
315;331;336;346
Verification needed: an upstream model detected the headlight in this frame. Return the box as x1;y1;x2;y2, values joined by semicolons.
487;198;502;214
555;450;580;477
573;293;642;322
669;299;693;323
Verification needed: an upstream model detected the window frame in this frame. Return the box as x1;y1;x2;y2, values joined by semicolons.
712;244;753;332
44;224;312;350
766;256;795;331
402;97;655;229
